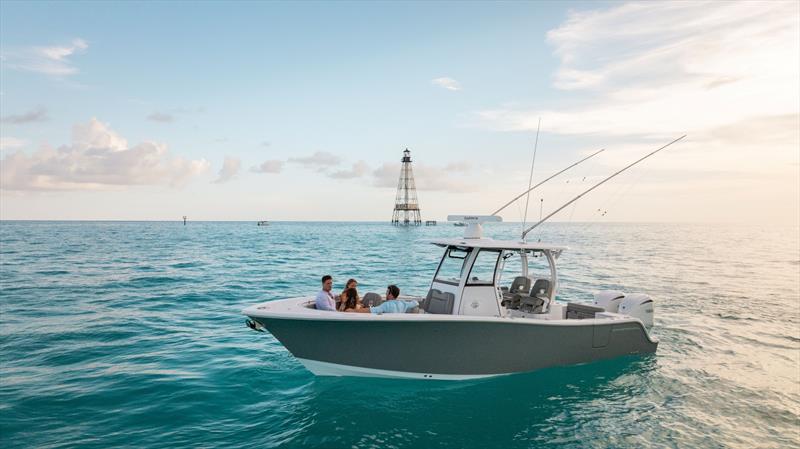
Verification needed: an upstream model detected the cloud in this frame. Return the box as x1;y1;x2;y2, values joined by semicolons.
147;107;203;123
0;137;27;151
330;161;370;179
213;156;241;183
251;160;284;174
0;118;210;191
476;2;799;138
444;162;472;172
431;77;462;91
147;112;175;123
372;160;477;193
1;38;88;76
1;106;49;124
288;151;342;169
250;157;367;178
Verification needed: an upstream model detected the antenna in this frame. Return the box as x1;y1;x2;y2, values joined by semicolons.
521;135;687;239
521;118;541;238
490;148;605;216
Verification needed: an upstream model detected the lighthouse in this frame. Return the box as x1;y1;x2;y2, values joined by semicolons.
391;148;422;226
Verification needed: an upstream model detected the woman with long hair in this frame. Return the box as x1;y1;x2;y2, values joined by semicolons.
339;287;362;312
337;278;358;310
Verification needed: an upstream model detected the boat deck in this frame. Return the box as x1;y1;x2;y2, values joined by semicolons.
242;296;650;331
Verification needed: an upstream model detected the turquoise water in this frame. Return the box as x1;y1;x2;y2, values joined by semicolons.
1;221;798;448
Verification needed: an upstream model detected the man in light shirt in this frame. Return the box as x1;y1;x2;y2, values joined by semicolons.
348;285;418;314
315;275;337;311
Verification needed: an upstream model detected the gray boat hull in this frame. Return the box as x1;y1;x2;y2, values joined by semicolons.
251;315;658;379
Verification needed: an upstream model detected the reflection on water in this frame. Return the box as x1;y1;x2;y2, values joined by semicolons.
0;221;798;449
285;356;657;449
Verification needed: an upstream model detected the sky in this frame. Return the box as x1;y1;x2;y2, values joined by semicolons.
1;1;798;223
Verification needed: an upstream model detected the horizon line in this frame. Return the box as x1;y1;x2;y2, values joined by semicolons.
0;219;795;226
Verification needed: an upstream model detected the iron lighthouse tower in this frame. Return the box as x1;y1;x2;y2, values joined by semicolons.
391;148;422;226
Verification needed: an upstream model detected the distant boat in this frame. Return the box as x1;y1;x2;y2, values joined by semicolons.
257;221;269;226
453;222;466;227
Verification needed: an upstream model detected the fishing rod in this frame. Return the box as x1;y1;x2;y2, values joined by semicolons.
491;148;605;216
521;134;687;240
521;118;541;235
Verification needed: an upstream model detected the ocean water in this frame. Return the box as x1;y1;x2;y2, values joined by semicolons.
1;221;798;449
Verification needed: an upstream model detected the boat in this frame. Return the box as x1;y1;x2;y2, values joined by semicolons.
257;220;269;226
243;216;657;380
453;222;467;227
243;137;684;379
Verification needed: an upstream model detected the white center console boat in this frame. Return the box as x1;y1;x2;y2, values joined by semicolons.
243;136;688;379
243;216;658;380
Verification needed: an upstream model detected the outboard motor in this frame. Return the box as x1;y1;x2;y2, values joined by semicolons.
593;290;626;313
618;293;654;328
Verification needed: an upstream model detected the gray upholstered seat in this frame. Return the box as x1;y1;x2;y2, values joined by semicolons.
530;279;550;297
566;302;604;319
423;289;455;314
421;288;437;310
421;289;433;310
508;276;531;295
362;292;383;307
502;276;532;309
518;279;552;313
519;295;545;313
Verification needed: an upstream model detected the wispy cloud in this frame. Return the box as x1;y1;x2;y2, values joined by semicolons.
1;38;88;76
372;160;477;193
147;112;175;123
251;157;365;178
331;161;370;179
431;77;462;91
213;156;241;183
477;2;799;138
1;106;49;124
444;162;472;172
470;2;799;225
0;137;27;151
251;160;284;174
0;118;209;191
288;151;342;169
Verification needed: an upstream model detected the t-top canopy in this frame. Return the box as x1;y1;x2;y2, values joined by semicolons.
430;238;568;252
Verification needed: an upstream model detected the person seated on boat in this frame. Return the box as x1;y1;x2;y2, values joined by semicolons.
337;278;358;310
315;275;337;311
338;287;363;312
348;285;417;314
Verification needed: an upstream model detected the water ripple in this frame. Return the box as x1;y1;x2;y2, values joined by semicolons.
0;221;798;449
